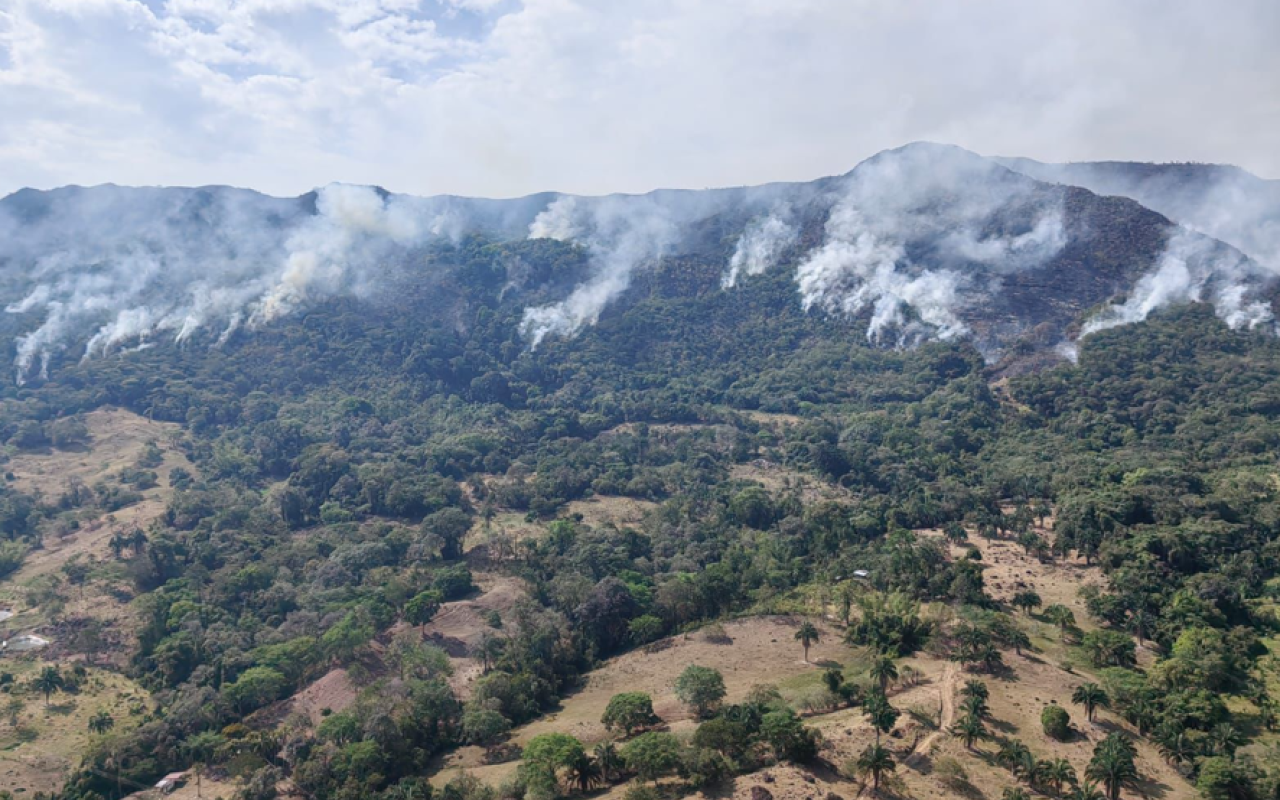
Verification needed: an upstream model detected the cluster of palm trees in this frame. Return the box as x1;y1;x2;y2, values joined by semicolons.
848;652;905;794
561;743;624;793
1152;721;1242;774
995;735;1134;800
950;679;990;750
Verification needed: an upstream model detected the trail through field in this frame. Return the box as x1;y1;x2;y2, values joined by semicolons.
902;660;958;769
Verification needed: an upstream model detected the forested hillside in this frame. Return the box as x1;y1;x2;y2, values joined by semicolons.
2;148;1280;800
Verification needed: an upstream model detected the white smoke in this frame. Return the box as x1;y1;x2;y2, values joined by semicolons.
795;202;969;342
252;184;424;324
721;210;798;288
1081;227;1275;337
520;195;679;347
940;212;1067;272
3;184;458;382
791;143;1067;343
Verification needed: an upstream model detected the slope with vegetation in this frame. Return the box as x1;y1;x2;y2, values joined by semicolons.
0;168;1278;800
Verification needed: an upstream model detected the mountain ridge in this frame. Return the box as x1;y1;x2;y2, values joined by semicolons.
1;142;1276;383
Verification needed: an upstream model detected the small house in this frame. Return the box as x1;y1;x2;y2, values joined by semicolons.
155;772;187;793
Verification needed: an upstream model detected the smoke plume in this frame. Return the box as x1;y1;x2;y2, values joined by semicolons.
1081;227;1275;337
721;209;799;289
520;195;680;348
1;184;458;382
787;143;1067;343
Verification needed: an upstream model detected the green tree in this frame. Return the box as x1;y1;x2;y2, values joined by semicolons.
462;708;510;745
223;666;287;713
405;589;444;634
620;732;683;784
674;665;726;718
760;708;819;763
1196;756;1260;800
601;692;660;736
524;733;587;791
794;620;820;662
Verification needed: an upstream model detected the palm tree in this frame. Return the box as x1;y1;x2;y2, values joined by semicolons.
1121;694;1155;735
1007;628;1032;656
795;621;821;662
108;531;131;559
996;740;1032;774
1068;780;1107;800
1087;734;1137;800
129;528;147;556
950;712;986;750
33;666;65;706
863;690;899;745
1013;749;1039;785
833;583;856;626
1127;609;1153;646
962;679;990;702
853;743;895;793
960;692;989;719
1045;758;1077;795
869;654;899;692
823;667;845;696
567;750;601;793
1043;605;1077;636
88;710;115;735
1011;590;1042;615
1208;722;1241;758
1155;726;1197;772
594;743;622;784
1072;683;1110;723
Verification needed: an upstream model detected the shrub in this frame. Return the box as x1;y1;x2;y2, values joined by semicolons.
1041;704;1071;740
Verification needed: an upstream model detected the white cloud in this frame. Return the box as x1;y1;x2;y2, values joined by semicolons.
0;0;1277;198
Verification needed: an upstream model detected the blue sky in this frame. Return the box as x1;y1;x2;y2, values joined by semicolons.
1;0;1277;198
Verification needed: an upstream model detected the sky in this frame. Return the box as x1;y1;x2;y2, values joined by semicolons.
1;0;1277;199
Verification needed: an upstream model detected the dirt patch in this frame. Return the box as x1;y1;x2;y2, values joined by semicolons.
284;667;359;726
565;496;657;529
730;461;848;504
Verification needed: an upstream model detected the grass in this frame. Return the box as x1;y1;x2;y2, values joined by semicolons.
0;660;151;795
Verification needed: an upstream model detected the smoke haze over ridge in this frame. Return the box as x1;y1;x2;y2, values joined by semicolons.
2;143;1278;381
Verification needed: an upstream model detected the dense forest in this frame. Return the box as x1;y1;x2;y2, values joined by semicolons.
2;211;1280;800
